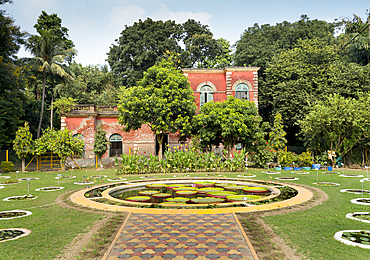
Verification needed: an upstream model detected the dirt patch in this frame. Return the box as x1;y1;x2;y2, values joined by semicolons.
237;183;328;260
54;190;127;260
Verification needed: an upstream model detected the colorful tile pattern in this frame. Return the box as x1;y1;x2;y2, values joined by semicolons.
105;213;257;259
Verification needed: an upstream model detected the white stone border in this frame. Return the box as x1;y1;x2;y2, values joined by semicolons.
295;172;310;175
0;210;32;220
275;177;299;181
351;198;370;206
74;181;94;185
334;230;370;249
0;176;11;179
3;195;38;202
0;186;3;190
346;212;370;224
312;182;340;186
107;178;126;182
90;175;107;179
341;189;370;195
0;228;31;243
55;176;76;179
18;177;39;181
237;175;257;178
35;186;65;192
339;174;364;178
0;181;19;185
262;171;280;174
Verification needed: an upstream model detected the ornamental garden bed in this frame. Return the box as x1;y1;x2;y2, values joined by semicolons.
275;177;299;181
0;210;32;220
35;186;65;192
346;212;370;224
341;189;370;194
351;198;370;206
55;175;76;179
3;195;37;201
0;228;31;243
334;230;370;249
339;174;364;178
74;181;94;185
18;177;39;181
0;179;20;185
312;182;340;186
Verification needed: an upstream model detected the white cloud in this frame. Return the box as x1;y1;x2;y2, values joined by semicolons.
152;4;212;25
107;5;147;28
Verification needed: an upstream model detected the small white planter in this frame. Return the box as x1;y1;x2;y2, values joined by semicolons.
0;210;32;220
346;212;370;224
74;181;94;185
341;189;370;195
275;177;299;181
55;176;76;179
107;178;127;182
334;230;370;249
18;177;39;181
312;182;340;186
237;175;257;178
0;181;19;185
3;195;38;201
295;172;310;175
90;175;107;179
35;186;65;192
0;176;11;179
351;198;370;206
0;228;31;243
339;174;364;178
262;171;280;174
0;186;4;190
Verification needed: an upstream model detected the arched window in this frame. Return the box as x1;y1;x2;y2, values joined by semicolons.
73;134;85;158
235;83;249;100
109;134;123;157
200;85;213;107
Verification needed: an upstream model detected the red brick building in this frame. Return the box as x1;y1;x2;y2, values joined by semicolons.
62;67;259;159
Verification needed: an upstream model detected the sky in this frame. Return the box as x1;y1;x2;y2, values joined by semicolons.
3;0;370;67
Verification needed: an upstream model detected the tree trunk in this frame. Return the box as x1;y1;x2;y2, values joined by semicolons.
37;71;46;139
157;134;164;161
50;95;53;130
22;157;25;172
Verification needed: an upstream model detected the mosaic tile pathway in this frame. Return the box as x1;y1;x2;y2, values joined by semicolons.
103;213;258;260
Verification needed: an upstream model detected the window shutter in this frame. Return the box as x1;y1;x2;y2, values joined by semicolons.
208;92;213;102
200;92;205;107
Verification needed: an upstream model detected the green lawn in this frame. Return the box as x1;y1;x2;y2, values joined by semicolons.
1;167;370;259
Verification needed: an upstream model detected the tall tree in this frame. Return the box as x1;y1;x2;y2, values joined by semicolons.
13;122;33;172
262;38;370;144
192;96;263;154
26;28;76;138
117;58;196;160
0;1;27;149
93;125;109;166
107;18;222;87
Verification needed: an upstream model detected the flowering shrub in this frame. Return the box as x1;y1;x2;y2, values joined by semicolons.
249;142;276;168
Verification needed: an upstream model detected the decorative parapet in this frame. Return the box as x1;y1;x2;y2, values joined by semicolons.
65;105;119;116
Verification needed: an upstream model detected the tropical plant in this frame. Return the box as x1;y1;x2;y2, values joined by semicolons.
0;161;14;172
13;122;34;172
93;125;109;165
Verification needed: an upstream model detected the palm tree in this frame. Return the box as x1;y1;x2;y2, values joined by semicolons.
26;29;76;138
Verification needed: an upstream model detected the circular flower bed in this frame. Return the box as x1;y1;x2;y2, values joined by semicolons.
55;175;76;179
341;189;370;195
0;228;31;242
0;176;11;179
3;195;37;201
0;179;19;185
275;177;299;181
262;171;280;174
339;174;364;178
74;181;94;185
351;198;370;206
0;210;32;220
90;175;107;178
35;186;65;192
237;174;257;178
18;177;39;181
334;230;370;249
323;171;340;174
312;182;340;186
346;212;370;224
107;178;126;182
295;172;310;175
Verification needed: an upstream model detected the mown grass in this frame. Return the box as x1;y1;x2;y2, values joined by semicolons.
1;166;370;259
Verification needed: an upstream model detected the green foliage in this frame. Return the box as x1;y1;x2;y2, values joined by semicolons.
34;128;84;170
0;161;14;172
13;122;33;159
117;58;196;159
234;15;335;70
248;141;276;168
278;150;296;167
53;97;76;114
269;113;287;151
298;150;313;167
93;125;108;161
299;94;370;162
107;18;224;87
192;96;263;153
262;38;370;143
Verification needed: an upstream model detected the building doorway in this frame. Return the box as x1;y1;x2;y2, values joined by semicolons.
109;134;123;157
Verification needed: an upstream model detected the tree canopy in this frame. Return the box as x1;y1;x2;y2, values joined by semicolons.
107;18;224;87
117;58;196;159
